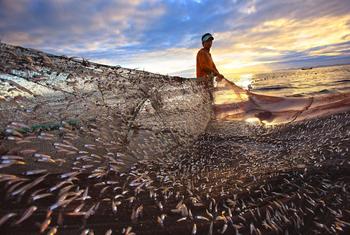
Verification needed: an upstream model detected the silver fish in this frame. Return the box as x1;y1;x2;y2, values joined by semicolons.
1;155;23;160
192;223;197;235
0;213;16;226
12;174;48;196
105;229;112;235
14;206;37;225
24;169;48;176
196;215;209;221
32;193;53;202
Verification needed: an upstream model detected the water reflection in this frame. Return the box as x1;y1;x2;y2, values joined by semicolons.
249;65;350;97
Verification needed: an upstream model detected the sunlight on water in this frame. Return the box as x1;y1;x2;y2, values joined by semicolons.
251;65;350;97
244;117;261;124
235;73;253;89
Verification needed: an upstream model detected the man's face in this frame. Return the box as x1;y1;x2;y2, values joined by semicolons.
203;39;213;49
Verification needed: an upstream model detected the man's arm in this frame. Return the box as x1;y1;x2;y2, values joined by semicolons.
212;63;224;81
198;51;224;81
198;51;220;76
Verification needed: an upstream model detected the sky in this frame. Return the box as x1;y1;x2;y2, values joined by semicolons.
1;0;350;78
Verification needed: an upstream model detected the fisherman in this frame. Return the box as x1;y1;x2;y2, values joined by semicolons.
196;33;225;95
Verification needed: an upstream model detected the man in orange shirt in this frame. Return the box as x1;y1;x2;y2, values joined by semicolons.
196;33;224;91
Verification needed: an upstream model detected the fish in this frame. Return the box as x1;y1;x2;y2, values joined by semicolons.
49;197;76;211
6;136;25;142
0;213;17;226
53;142;79;151
39;217;51;233
13;206;37;225
219;223;228;234
192;223;197;235
176;217;187;222
47;226;58;235
123;226;135;235
60;171;80;179
208;221;213;235
4;128;23;137
84;144;96;150
80;229;90;235
50;180;72;192
72;203;85;213
112;200;118;213
0;161;16;169
157;201;164;211
24;169;48;176
1;155;23;160
33;153;53;160
7;181;30;200
11;174;48;197
58;185;75;196
81;187;90;200
19;149;37;155
8;122;30;129
131;205;143;221
157;214;167;227
105;229;113;235
196;215;209;221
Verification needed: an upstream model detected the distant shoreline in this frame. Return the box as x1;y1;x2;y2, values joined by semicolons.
249;63;350;77
275;62;350;72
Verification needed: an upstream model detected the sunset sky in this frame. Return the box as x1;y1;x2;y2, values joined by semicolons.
1;0;350;78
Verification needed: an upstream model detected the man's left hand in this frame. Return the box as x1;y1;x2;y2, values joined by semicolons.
216;74;224;81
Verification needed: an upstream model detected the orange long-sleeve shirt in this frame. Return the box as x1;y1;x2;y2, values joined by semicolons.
196;48;219;78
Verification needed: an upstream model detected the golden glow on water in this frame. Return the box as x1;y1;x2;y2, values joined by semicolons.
235;74;253;89
245;118;276;127
214;80;249;105
244;117;260;124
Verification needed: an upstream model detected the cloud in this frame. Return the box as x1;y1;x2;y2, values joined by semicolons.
209;13;350;76
0;0;165;52
0;0;350;77
95;47;198;77
238;0;257;15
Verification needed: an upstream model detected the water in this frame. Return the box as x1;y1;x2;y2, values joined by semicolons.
250;64;350;97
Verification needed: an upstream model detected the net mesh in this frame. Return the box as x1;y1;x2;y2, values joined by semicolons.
214;78;350;125
0;42;212;170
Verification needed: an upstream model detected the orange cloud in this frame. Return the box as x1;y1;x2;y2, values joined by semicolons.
207;14;350;77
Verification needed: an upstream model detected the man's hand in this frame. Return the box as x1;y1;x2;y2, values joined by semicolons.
216;74;224;82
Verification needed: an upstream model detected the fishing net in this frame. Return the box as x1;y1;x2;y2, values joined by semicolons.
1;43;350;235
0;42;212;170
214;78;350;124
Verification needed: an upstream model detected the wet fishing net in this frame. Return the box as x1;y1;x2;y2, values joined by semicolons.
214;78;350;124
1;42;350;235
0;43;212;160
